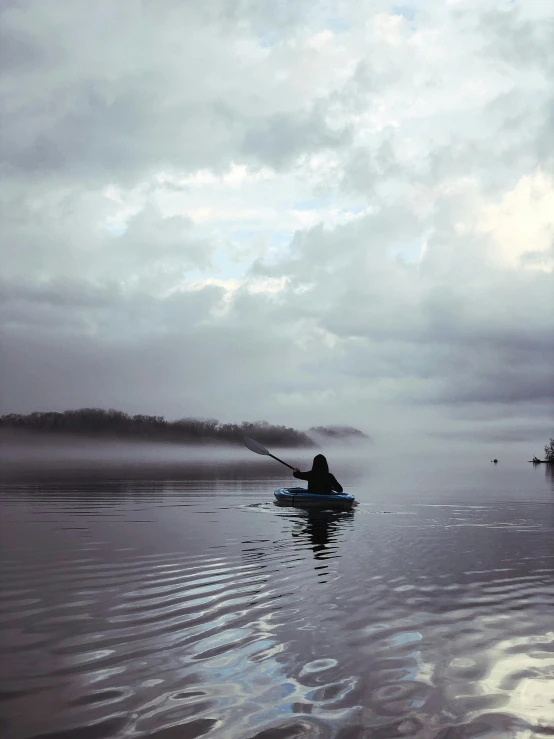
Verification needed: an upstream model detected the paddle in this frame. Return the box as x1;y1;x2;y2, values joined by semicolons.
243;436;295;471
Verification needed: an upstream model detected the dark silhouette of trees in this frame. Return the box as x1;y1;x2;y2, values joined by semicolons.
309;425;370;441
0;408;316;448
545;438;554;462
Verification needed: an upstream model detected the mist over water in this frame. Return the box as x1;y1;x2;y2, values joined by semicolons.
0;447;553;738
0;433;373;483
1;427;544;472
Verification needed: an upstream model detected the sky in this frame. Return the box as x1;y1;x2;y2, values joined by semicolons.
1;0;553;453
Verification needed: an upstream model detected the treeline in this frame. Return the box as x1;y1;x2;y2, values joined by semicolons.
310;425;369;440
0;408;316;448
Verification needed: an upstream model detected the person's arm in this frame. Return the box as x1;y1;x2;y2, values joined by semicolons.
293;468;310;481
330;474;343;493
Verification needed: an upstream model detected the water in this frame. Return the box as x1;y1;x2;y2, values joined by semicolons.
0;456;553;738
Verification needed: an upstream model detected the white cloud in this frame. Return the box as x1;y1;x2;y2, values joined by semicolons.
480;170;554;271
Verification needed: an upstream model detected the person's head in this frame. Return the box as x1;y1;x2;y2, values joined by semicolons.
312;454;329;475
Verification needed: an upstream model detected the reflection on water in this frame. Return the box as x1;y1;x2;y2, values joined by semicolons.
290;510;355;583
0;460;553;739
546;463;554;492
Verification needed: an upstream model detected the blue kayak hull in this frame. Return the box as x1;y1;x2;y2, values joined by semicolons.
274;487;355;508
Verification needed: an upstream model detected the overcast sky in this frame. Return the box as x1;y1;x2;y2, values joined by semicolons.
1;0;553;451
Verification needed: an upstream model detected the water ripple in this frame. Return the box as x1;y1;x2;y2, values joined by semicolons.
1;475;553;738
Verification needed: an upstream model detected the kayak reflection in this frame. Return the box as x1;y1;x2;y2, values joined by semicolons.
290;509;355;581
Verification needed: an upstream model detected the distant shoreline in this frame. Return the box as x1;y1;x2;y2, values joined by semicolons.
0;409;369;449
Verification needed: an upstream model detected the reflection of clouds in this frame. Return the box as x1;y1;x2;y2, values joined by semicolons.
479;631;554;725
382;629;434;692
546;464;554;492
4;465;554;737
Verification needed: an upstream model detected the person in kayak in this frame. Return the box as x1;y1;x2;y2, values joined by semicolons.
292;454;343;495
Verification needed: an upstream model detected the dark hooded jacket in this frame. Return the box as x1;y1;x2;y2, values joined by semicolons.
293;454;343;494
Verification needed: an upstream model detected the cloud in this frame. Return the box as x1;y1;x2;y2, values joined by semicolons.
1;0;553;452
0;0;354;184
480;171;554;270
241;108;352;169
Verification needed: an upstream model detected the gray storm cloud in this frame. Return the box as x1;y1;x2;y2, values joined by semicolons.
1;0;553;453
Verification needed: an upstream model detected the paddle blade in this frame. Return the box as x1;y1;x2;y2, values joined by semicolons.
243;436;270;456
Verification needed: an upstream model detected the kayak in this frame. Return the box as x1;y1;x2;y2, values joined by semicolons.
274;487;355;509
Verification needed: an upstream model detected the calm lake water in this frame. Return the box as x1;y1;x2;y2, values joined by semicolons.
1;454;553;739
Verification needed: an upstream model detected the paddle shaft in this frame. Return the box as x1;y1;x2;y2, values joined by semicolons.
267;452;295;471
